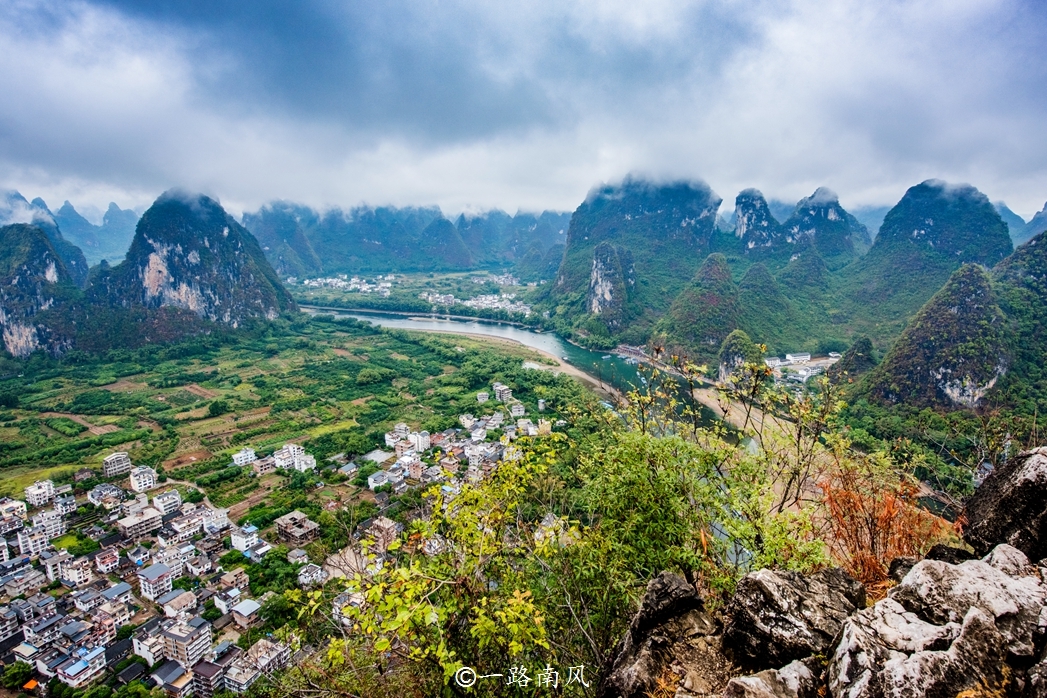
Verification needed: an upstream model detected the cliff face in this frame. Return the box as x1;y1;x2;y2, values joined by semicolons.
92;190;296;327
585;242;634;333
864;264;1007;409
0;224;79;357
733;189;783;252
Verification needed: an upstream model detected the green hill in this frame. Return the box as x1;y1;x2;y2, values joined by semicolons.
862;264;1007;409
650;253;739;362
545;178;722;344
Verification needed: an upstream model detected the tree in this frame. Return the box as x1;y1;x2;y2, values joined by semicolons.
0;662;34;690
208;400;230;417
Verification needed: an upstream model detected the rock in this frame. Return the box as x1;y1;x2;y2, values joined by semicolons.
965;447;1047;560
828;544;1047;697
723;660;819;698
923;543;976;564
723;567;865;671
888;557;917;584
598;572;732;698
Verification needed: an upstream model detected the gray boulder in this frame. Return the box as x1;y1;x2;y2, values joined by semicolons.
723;567;866;671
598;572;731;698
828;544;1047;697
965;446;1047;559
723;660;819;698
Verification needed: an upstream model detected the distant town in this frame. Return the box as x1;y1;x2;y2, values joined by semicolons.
0;381;558;697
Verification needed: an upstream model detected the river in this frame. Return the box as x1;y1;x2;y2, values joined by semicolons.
301;306;647;396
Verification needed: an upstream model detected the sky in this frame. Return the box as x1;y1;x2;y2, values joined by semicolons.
1;0;1046;221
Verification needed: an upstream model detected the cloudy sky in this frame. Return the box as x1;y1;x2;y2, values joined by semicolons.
1;0;1045;220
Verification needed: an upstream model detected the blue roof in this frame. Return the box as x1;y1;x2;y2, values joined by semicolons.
102;582;132;599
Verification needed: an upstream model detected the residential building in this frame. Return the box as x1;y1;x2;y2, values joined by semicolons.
87;483;125;509
129;466;158;493
103;452;133;477
223;659;261;694
274;511;320;545
95;547;120;574
5;569;50;602
200;506;230;534
11;592;56;623
56;645;107;688
59;558;94;587
153;659;194;698
232;448;257;466
41;549;73;581
117;506;163;539
192;661;226;698
31;509;66;539
24;480;55;508
23;612;65;647
252;456;276;476
219;568;249;591
16;525;50;557
158;590;197;618
537;399;546;412
371;517;399;553
230;524;259;552
510;402;526;418
0;497;28;520
153;490;183;516
476;391;489;403
0;605;19;642
367;470;388;491
785;353;811;364
74;468;95;482
101;582;134;605
297;564;326;587
53;494;77;516
492;382;513;402
393;422;410;438
408;430;430;451
230;599;261;629
287;548;308;565
138;563;174;601
71;589;104;613
393;440;414;457
132;619;165;665
272;443;316;472
162;616;212;668
127;545;151;566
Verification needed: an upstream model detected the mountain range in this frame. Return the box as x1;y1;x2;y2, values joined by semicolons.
0;190;294;357
240;202;570;278
542;178;1018;364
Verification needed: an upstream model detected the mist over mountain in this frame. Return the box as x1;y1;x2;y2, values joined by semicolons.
1021;202;1047;247
241;202;569;277
995;202;1028;246
1;192;89;288
53;200;140;266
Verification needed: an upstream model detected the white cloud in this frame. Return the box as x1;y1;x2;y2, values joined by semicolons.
0;0;1044;221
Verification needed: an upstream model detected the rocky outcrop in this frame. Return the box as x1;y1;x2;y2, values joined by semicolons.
597;572;733;698
829;544;1046;697
723;567;866;671
965;447;1047;560
734;189;784;252
780;188;871;269
723;660;819;698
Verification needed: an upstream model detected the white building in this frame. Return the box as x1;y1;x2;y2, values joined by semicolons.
230;524;259;552
137;563;174;601
408;431;430;452
393;422;410;438
273;444;316;472
0;497;27;520
24;480;55;508
367;471;388;491
129;466;158;493
785;353;811;364
492;382;513;402
103;452;133;477
16;525;50;557
153;490;183;516
476;391;489;403
30;509;66;540
510;403;526;418
232;448;257;466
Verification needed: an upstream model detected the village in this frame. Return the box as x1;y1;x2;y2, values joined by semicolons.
0;381;557;697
